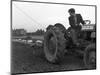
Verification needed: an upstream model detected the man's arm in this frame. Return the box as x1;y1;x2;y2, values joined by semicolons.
79;14;85;25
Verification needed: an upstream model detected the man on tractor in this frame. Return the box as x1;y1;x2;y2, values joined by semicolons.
68;8;85;46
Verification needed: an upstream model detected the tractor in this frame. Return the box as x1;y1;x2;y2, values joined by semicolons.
44;20;96;69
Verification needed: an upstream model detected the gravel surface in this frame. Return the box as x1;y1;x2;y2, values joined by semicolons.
11;42;87;74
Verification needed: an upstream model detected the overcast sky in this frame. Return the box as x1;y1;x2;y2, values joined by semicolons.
12;1;95;32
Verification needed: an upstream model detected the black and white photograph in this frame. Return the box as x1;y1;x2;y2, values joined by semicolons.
11;0;96;74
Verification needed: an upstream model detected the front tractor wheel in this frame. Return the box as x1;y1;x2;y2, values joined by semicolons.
44;28;66;63
84;43;96;69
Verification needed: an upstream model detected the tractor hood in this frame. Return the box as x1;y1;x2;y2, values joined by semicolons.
81;24;95;31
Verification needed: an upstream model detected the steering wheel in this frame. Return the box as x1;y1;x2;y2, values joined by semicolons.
84;20;91;25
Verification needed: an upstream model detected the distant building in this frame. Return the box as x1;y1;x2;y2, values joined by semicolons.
12;29;27;36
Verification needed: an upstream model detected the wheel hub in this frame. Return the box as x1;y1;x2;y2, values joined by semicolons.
48;35;56;56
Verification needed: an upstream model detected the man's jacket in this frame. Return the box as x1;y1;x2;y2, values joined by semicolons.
68;14;85;29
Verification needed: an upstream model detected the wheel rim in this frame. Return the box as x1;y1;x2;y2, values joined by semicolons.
44;31;58;62
48;34;57;56
88;51;96;67
85;50;96;68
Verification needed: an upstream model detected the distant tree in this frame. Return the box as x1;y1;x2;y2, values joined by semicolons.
26;29;45;36
35;29;45;35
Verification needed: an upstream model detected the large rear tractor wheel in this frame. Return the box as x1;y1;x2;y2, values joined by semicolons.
84;43;96;69
44;27;66;63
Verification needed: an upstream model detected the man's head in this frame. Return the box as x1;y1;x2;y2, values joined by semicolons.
68;8;75;16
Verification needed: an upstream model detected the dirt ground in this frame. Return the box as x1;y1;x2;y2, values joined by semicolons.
11;42;90;74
